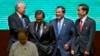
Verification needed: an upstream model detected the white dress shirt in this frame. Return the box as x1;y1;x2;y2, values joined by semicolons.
80;15;87;26
57;18;64;35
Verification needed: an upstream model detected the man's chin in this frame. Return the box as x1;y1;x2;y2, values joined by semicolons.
57;18;62;20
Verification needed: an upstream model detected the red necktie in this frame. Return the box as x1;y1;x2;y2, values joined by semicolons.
80;20;83;32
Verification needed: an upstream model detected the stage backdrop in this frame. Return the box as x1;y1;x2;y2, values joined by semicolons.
0;0;100;30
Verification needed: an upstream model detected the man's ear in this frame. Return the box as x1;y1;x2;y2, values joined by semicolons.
83;10;87;15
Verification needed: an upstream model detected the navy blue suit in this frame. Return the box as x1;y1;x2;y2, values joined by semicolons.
50;18;74;56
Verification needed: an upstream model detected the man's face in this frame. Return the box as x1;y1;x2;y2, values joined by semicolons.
36;13;44;24
56;8;64;20
18;33;27;45
77;6;86;18
17;4;26;15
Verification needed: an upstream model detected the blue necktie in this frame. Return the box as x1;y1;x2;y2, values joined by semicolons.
58;21;61;35
20;17;26;27
57;21;61;49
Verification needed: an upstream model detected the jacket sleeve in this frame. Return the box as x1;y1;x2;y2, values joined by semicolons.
85;20;96;52
8;16;28;32
67;21;75;46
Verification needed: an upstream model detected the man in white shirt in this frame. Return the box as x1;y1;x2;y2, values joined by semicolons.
9;30;39;56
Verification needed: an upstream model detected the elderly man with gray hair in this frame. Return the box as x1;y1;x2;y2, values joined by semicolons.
8;2;30;51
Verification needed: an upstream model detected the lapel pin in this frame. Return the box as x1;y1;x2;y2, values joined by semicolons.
64;24;65;26
86;27;88;30
44;26;46;29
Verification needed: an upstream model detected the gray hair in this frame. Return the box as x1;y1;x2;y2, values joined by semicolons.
15;2;26;11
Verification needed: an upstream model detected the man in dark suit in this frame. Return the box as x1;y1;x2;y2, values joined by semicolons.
50;6;74;56
28;10;56;56
8;2;30;51
71;4;96;56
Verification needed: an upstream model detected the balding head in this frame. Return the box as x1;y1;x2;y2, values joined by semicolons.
15;2;26;15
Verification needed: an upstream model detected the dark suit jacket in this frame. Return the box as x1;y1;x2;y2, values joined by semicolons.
72;16;96;54
28;21;56;56
8;13;30;51
50;18;74;56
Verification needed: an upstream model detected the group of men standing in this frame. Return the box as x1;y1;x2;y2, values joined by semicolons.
8;2;96;56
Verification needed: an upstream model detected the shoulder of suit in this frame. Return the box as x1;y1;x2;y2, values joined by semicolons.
8;13;17;19
28;22;35;26
64;18;74;23
75;19;80;23
84;17;95;25
43;22;51;28
87;17;95;22
50;19;56;23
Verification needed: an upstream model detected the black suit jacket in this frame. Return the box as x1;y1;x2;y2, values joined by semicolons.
28;21;56;56
8;13;30;51
72;16;96;54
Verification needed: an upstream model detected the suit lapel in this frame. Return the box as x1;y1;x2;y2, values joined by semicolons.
23;15;28;26
15;13;24;27
77;17;88;33
30;22;39;40
81;17;88;33
53;19;58;37
76;19;80;34
39;22;49;40
60;19;68;36
39;22;46;40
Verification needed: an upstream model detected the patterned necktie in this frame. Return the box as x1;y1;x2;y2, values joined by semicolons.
80;20;83;32
20;17;26;27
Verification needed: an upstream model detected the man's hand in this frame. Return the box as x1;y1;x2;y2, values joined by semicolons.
64;44;70;51
71;50;75;56
84;51;90;56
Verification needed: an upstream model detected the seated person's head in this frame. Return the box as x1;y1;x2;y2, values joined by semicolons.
18;30;28;45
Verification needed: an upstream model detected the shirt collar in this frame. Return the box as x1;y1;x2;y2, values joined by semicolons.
16;12;22;18
58;17;64;23
80;15;87;23
36;23;44;30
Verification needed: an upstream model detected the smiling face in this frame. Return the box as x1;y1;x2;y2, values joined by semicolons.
56;8;65;20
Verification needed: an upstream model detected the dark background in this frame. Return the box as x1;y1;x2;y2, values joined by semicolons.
0;30;100;56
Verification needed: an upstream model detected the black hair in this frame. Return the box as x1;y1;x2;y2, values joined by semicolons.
78;4;89;14
56;6;65;13
18;29;28;36
35;10;45;18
